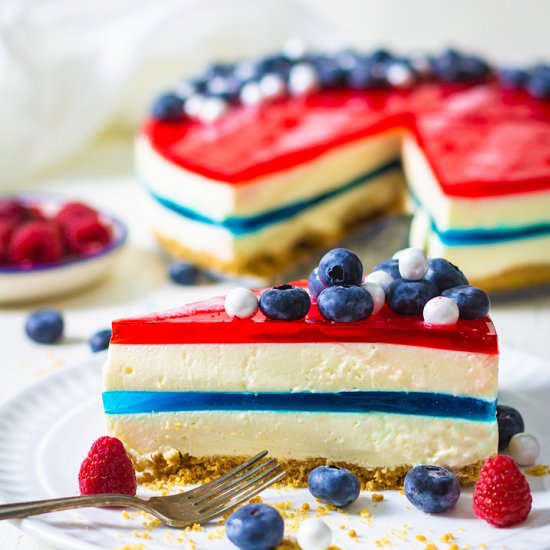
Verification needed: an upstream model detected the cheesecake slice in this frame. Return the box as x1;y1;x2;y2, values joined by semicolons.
103;278;498;489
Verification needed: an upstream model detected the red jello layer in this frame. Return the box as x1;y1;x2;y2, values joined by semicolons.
111;281;498;354
144;83;550;198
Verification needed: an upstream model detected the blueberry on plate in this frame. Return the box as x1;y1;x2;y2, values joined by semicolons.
386;279;438;316
497;404;525;452
89;328;112;353
308;465;360;507
226;504;284;550
317;285;373;322
372;258;400;279
404;465;460;513
318;248;363;287
168;261;200;285
308;267;326;299
151;92;184;121
259;284;311;321
25;309;64;344
424;258;468;292
441;285;490;320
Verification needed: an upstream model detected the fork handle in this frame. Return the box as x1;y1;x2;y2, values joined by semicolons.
0;493;146;520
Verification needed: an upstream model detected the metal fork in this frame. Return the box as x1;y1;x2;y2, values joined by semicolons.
0;450;284;528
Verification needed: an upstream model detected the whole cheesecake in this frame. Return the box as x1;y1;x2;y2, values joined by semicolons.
103;248;498;489
137;48;550;292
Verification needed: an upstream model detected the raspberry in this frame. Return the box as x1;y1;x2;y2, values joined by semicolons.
0;199;31;225
78;436;137;496
473;455;532;527
0;220;16;263
56;201;99;227
63;218;111;255
9;221;63;265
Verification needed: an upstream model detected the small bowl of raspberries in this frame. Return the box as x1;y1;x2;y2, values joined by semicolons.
0;194;127;303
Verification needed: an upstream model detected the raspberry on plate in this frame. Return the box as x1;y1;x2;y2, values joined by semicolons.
55;201;99;226
0;199;31;225
473;455;532;527
0;220;16;263
64;217;111;255
78;436;137;496
9;221;63;265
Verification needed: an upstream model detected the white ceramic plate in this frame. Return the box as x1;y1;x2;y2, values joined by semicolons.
0;349;549;550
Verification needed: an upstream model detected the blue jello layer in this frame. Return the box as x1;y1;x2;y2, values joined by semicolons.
144;159;401;236
103;390;496;422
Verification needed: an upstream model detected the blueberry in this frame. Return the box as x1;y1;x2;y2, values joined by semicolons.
459;55;491;82
151;92;184;121
441;285;490;320
334;49;363;72
311;55;346;88
89;329;112;353
201;63;233;81
168;262;201;285
307;465;360;507
367;48;393;63
526;71;550;99
372;258;400;279
347;60;386;89
259;284;311;321
318;285;373;322
498;67;529;89
318;248;363;287
430;48;463;82
308;268;326;299
25;309;64;344
497;404;525;452
226;504;284;550
255;54;292;78
404;465;460;513
386;279;438;316
205;76;241;103
424;258;468;292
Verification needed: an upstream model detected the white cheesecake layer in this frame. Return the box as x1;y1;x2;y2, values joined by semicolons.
151;168;403;265
137;130;400;220
105;342;498;399
402;136;550;231
107;411;496;468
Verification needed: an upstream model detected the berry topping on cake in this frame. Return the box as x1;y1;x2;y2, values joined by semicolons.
224;288;259;320
318;248;363;287
225;504;284;550
25;309;64;344
372;258;400;279
360;281;385;314
89;328;112;353
307;465;360;507
496;404;525;452
151;92;185;122
423;296;460;326
78;436;137;496
386;279;439;316
308;267;327;299
404;465;461;513
63;217;111;255
509;433;540;466
259;284;311;321
398;247;429;281
441;285;490;320
317;285;373;322
473;455;532;527
297;518;332;550
10;221;63;265
424;258;468;291
168;261;200;285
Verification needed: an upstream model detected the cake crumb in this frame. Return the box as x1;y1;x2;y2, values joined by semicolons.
425;544;438;550
119;545;145;550
441;533;454;543
132;530;152;540
448;544;459;550
301;502;310;511
399;488;405;494
416;534;427;541
525;464;550;476
372;493;384;501
121;511;130;520
249;496;264;504
348;529;358;538
277;540;300;549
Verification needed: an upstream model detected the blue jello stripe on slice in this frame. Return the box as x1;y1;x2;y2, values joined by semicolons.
102;390;496;422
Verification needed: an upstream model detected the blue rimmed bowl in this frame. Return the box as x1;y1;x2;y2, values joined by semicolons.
0;194;128;304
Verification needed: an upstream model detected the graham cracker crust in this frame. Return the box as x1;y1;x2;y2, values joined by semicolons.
131;451;483;491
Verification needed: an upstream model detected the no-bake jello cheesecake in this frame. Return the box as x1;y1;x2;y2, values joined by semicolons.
103;248;498;489
137;48;550;292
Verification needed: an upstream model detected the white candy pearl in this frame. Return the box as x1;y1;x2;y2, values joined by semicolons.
509;433;540;466
297;518;332;550
198;97;229;123
423;296;459;326
364;270;393;291
240;82;263;105
224;288;259;320
184;94;205;117
283;36;308;60
361;281;385;314
392;248;407;260
288;63;320;96
259;73;287;101
386;62;416;89
398;247;429;280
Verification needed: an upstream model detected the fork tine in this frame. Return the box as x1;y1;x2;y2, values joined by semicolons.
189;458;278;506
184;450;268;498
196;464;284;514
196;470;286;524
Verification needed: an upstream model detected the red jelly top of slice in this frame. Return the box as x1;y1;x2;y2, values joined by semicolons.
144;83;550;197
111;281;498;354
